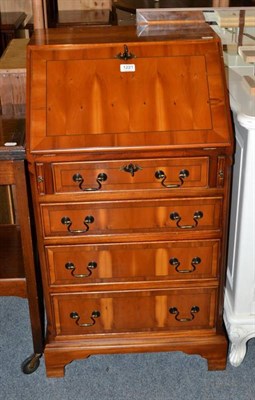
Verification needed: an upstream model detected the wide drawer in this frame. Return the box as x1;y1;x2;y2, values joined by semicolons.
51;157;209;193
52;288;217;335
41;197;222;238
46;240;220;286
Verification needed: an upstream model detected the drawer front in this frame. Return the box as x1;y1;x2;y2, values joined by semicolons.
41;198;222;238
52;288;216;335
51;157;209;193
46;240;220;285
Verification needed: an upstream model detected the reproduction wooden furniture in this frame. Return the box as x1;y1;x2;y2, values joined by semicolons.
26;22;234;377
0;117;44;373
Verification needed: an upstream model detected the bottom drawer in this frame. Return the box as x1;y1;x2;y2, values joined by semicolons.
52;288;217;336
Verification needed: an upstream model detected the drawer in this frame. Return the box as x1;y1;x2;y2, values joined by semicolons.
52;288;217;336
46;240;220;285
41;197;222;238
51;157;209;193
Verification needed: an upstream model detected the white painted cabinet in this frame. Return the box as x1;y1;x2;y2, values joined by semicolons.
224;67;255;366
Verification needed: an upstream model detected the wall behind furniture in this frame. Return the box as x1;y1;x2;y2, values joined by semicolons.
0;0;32;14
0;0;32;22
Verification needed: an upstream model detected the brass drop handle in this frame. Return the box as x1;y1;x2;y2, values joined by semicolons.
169;306;200;322
116;44;136;60
65;261;97;278
70;311;100;327
72;172;107;191
170;211;203;229
169;257;201;273
155;169;189;188
61;215;94;233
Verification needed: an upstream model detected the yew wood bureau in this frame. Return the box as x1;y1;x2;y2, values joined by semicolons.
26;24;234;377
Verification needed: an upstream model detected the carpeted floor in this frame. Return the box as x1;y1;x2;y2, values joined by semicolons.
0;296;254;400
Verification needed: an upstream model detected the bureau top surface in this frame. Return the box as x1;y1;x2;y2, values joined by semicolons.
26;24;234;156
28;24;220;48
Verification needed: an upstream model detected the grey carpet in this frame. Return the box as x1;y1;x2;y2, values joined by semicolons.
1;296;254;400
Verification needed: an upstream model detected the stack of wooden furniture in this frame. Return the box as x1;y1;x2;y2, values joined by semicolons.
26;20;233;377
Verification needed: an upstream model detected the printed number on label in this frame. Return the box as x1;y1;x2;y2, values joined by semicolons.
120;64;135;72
